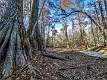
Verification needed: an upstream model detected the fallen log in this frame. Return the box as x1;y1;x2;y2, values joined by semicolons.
42;53;65;60
41;50;65;60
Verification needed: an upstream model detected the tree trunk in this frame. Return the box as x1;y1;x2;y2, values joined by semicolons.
98;1;106;45
91;20;97;47
0;0;40;79
28;0;44;51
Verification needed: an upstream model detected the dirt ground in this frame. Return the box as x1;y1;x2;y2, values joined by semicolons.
4;50;107;80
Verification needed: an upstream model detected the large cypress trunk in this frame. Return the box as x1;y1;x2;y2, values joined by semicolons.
0;0;36;79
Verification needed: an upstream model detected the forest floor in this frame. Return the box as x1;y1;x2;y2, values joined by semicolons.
15;49;107;80
5;48;107;80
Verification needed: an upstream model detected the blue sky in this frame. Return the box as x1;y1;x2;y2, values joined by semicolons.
49;0;95;31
